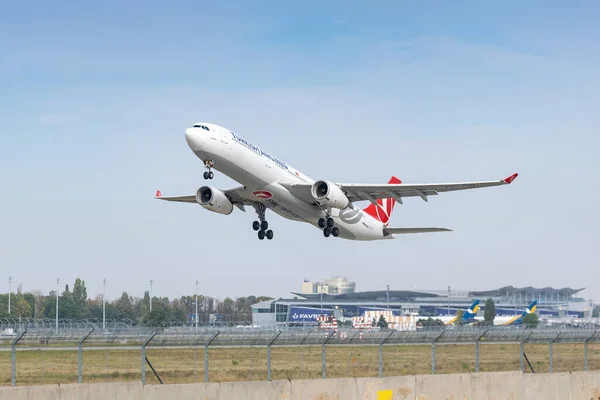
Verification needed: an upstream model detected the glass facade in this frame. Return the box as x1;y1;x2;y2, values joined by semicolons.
275;304;288;322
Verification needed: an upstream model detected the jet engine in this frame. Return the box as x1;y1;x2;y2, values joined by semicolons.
196;186;234;215
311;180;350;209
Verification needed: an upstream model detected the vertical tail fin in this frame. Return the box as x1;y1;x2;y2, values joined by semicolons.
444;299;480;325
363;176;401;225
523;301;537;316
464;300;480;319
504;301;538;326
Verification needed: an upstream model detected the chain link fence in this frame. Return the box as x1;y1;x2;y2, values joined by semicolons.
1;321;599;386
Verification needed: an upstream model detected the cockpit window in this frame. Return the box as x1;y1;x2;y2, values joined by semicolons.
193;124;210;131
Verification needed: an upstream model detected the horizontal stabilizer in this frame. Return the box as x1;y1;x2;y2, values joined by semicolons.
384;227;452;235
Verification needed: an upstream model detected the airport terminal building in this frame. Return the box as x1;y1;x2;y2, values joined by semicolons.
251;277;594;327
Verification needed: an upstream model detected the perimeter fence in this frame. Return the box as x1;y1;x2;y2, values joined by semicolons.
1;321;599;386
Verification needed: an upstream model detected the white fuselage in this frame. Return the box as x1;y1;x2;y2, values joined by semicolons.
184;123;390;240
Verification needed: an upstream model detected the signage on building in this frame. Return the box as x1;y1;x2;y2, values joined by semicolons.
289;306;329;322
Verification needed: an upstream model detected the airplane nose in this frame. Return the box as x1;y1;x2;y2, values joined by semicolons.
185;127;206;151
185;128;197;148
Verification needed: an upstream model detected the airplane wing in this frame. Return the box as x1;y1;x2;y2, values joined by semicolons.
384;227;452;235
154;186;256;210
339;173;518;203
282;173;518;204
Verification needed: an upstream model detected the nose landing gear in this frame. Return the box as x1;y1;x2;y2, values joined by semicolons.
203;160;215;179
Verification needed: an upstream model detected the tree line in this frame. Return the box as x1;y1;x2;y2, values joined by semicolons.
0;278;273;326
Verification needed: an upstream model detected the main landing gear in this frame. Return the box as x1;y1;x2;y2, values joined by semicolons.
318;216;339;238
252;203;273;240
203;160;215;180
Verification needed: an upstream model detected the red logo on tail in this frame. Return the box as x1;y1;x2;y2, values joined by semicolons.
363;176;401;225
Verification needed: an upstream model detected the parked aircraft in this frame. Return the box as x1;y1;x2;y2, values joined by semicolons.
432;300;481;325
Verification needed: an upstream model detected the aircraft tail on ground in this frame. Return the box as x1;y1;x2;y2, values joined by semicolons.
504;301;538;325
445;300;480;325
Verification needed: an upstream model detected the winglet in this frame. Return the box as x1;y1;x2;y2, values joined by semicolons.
503;173;518;184
155;190;162;197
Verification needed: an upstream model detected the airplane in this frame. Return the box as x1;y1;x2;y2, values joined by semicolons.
461;301;538;326
431;300;481;325
155;122;519;241
497;301;538;326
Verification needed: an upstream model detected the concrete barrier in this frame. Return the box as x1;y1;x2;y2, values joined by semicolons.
415;372;471;399
220;380;290;400
143;382;219;400
290;377;356;400
523;372;571;400
471;371;523;400
356;376;416;400
570;371;600;400
1;371;600;399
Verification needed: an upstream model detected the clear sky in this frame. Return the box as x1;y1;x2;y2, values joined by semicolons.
1;1;599;303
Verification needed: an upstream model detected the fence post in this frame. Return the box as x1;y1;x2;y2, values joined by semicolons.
267;330;281;381
11;328;27;386
475;329;489;373
322;331;335;379
431;330;445;374
549;331;561;373
78;328;94;384
141;332;157;385
520;331;533;372
584;331;597;371
205;331;220;383
379;330;394;378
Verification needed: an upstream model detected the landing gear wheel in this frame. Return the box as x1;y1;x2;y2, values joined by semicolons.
252;203;273;240
203;160;215;179
318;218;326;228
326;217;334;228
323;227;331;237
331;227;339;237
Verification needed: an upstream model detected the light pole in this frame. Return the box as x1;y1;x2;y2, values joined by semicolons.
386;285;390;309
103;278;106;331
149;280;153;312
195;280;199;331
8;276;11;315
320;282;324;314
447;286;451;316
56;278;60;334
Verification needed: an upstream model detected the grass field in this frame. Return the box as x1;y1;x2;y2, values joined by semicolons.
1;343;599;386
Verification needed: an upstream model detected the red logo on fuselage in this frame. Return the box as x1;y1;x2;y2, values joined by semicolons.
252;190;273;199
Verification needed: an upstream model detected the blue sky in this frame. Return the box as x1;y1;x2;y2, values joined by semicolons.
1;1;599;303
